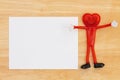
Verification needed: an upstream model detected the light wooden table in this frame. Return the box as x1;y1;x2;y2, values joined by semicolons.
0;0;120;80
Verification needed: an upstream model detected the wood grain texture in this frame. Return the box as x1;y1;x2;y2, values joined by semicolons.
0;0;120;80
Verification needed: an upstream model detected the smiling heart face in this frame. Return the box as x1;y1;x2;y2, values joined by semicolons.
82;13;101;27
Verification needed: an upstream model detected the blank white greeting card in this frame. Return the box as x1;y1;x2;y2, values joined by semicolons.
9;17;78;69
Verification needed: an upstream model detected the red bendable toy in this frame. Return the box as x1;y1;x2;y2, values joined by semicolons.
74;13;118;69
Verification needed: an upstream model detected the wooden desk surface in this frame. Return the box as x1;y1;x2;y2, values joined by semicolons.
0;0;120;80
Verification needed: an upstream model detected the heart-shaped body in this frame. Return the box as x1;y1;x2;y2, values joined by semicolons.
82;13;101;27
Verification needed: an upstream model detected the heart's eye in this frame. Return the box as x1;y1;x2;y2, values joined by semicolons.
82;13;101;27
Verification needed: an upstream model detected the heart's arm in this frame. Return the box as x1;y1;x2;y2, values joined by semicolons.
74;26;87;29
96;23;111;29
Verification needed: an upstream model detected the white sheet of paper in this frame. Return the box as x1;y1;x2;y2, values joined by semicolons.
9;17;78;69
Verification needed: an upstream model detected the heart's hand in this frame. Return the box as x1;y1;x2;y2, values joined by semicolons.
111;20;118;28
